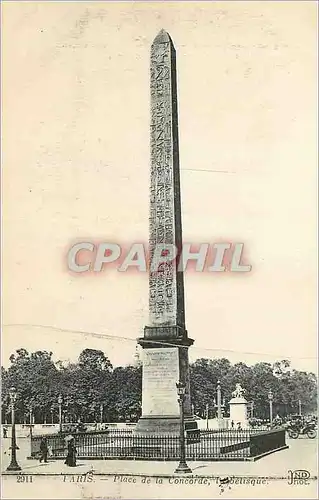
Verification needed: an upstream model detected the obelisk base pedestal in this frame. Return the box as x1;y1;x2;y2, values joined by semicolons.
135;415;197;434
135;337;197;434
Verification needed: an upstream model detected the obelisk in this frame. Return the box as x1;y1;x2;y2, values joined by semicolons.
136;30;195;433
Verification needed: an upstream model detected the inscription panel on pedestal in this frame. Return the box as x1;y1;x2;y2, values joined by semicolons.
142;348;180;416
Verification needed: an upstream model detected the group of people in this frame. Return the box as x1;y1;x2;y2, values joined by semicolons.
285;414;317;430
248;413;318;430
39;436;77;467
230;420;242;430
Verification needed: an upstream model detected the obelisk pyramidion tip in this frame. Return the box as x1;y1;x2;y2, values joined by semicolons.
152;29;172;45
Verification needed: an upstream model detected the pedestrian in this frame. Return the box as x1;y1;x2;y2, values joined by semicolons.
3;427;7;438
65;437;77;467
39;437;48;463
231;420;234;429
237;422;242;430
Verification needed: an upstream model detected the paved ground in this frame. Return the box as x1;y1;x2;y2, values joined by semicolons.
1;436;318;499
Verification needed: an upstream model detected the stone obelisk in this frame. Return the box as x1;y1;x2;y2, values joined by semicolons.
136;30;195;433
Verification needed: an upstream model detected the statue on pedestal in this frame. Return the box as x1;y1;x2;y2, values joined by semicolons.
232;384;246;399
229;383;248;428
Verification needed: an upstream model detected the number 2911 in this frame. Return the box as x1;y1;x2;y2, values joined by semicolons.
16;475;33;483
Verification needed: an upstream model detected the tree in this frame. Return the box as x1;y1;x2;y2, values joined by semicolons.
4;349;59;423
1;350;317;423
108;365;142;422
1;366;10;423
78;349;113;372
190;358;317;419
273;360;291;378
60;349;113;422
190;359;216;416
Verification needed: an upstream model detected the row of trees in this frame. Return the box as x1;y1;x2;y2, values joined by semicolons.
1;348;317;424
190;358;317;419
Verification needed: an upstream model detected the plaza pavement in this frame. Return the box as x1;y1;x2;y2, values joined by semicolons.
1;436;318;499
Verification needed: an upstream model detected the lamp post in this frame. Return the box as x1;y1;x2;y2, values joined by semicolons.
29;405;33;439
58;394;63;434
268;390;273;424
100;404;103;425
175;381;192;474
298;399;302;416
205;403;209;429
7;386;21;471
221;398;226;418
251;401;254;418
217;380;222;428
212;398;217;416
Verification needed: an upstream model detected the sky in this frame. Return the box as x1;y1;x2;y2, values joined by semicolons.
2;2;317;374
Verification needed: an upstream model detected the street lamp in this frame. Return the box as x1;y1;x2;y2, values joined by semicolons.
175;381;192;474
250;401;254;418
29;405;33;439
217;380;222;427
212;397;217;416
6;386;21;471
298;399;302;416
221;398;226;417
268;390;273;424
100;404;103;425
58;394;63;434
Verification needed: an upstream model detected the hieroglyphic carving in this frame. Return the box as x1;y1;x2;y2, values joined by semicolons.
149;31;179;327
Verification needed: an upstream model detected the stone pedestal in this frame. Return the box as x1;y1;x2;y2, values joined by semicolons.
229;397;249;428
136;337;196;433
